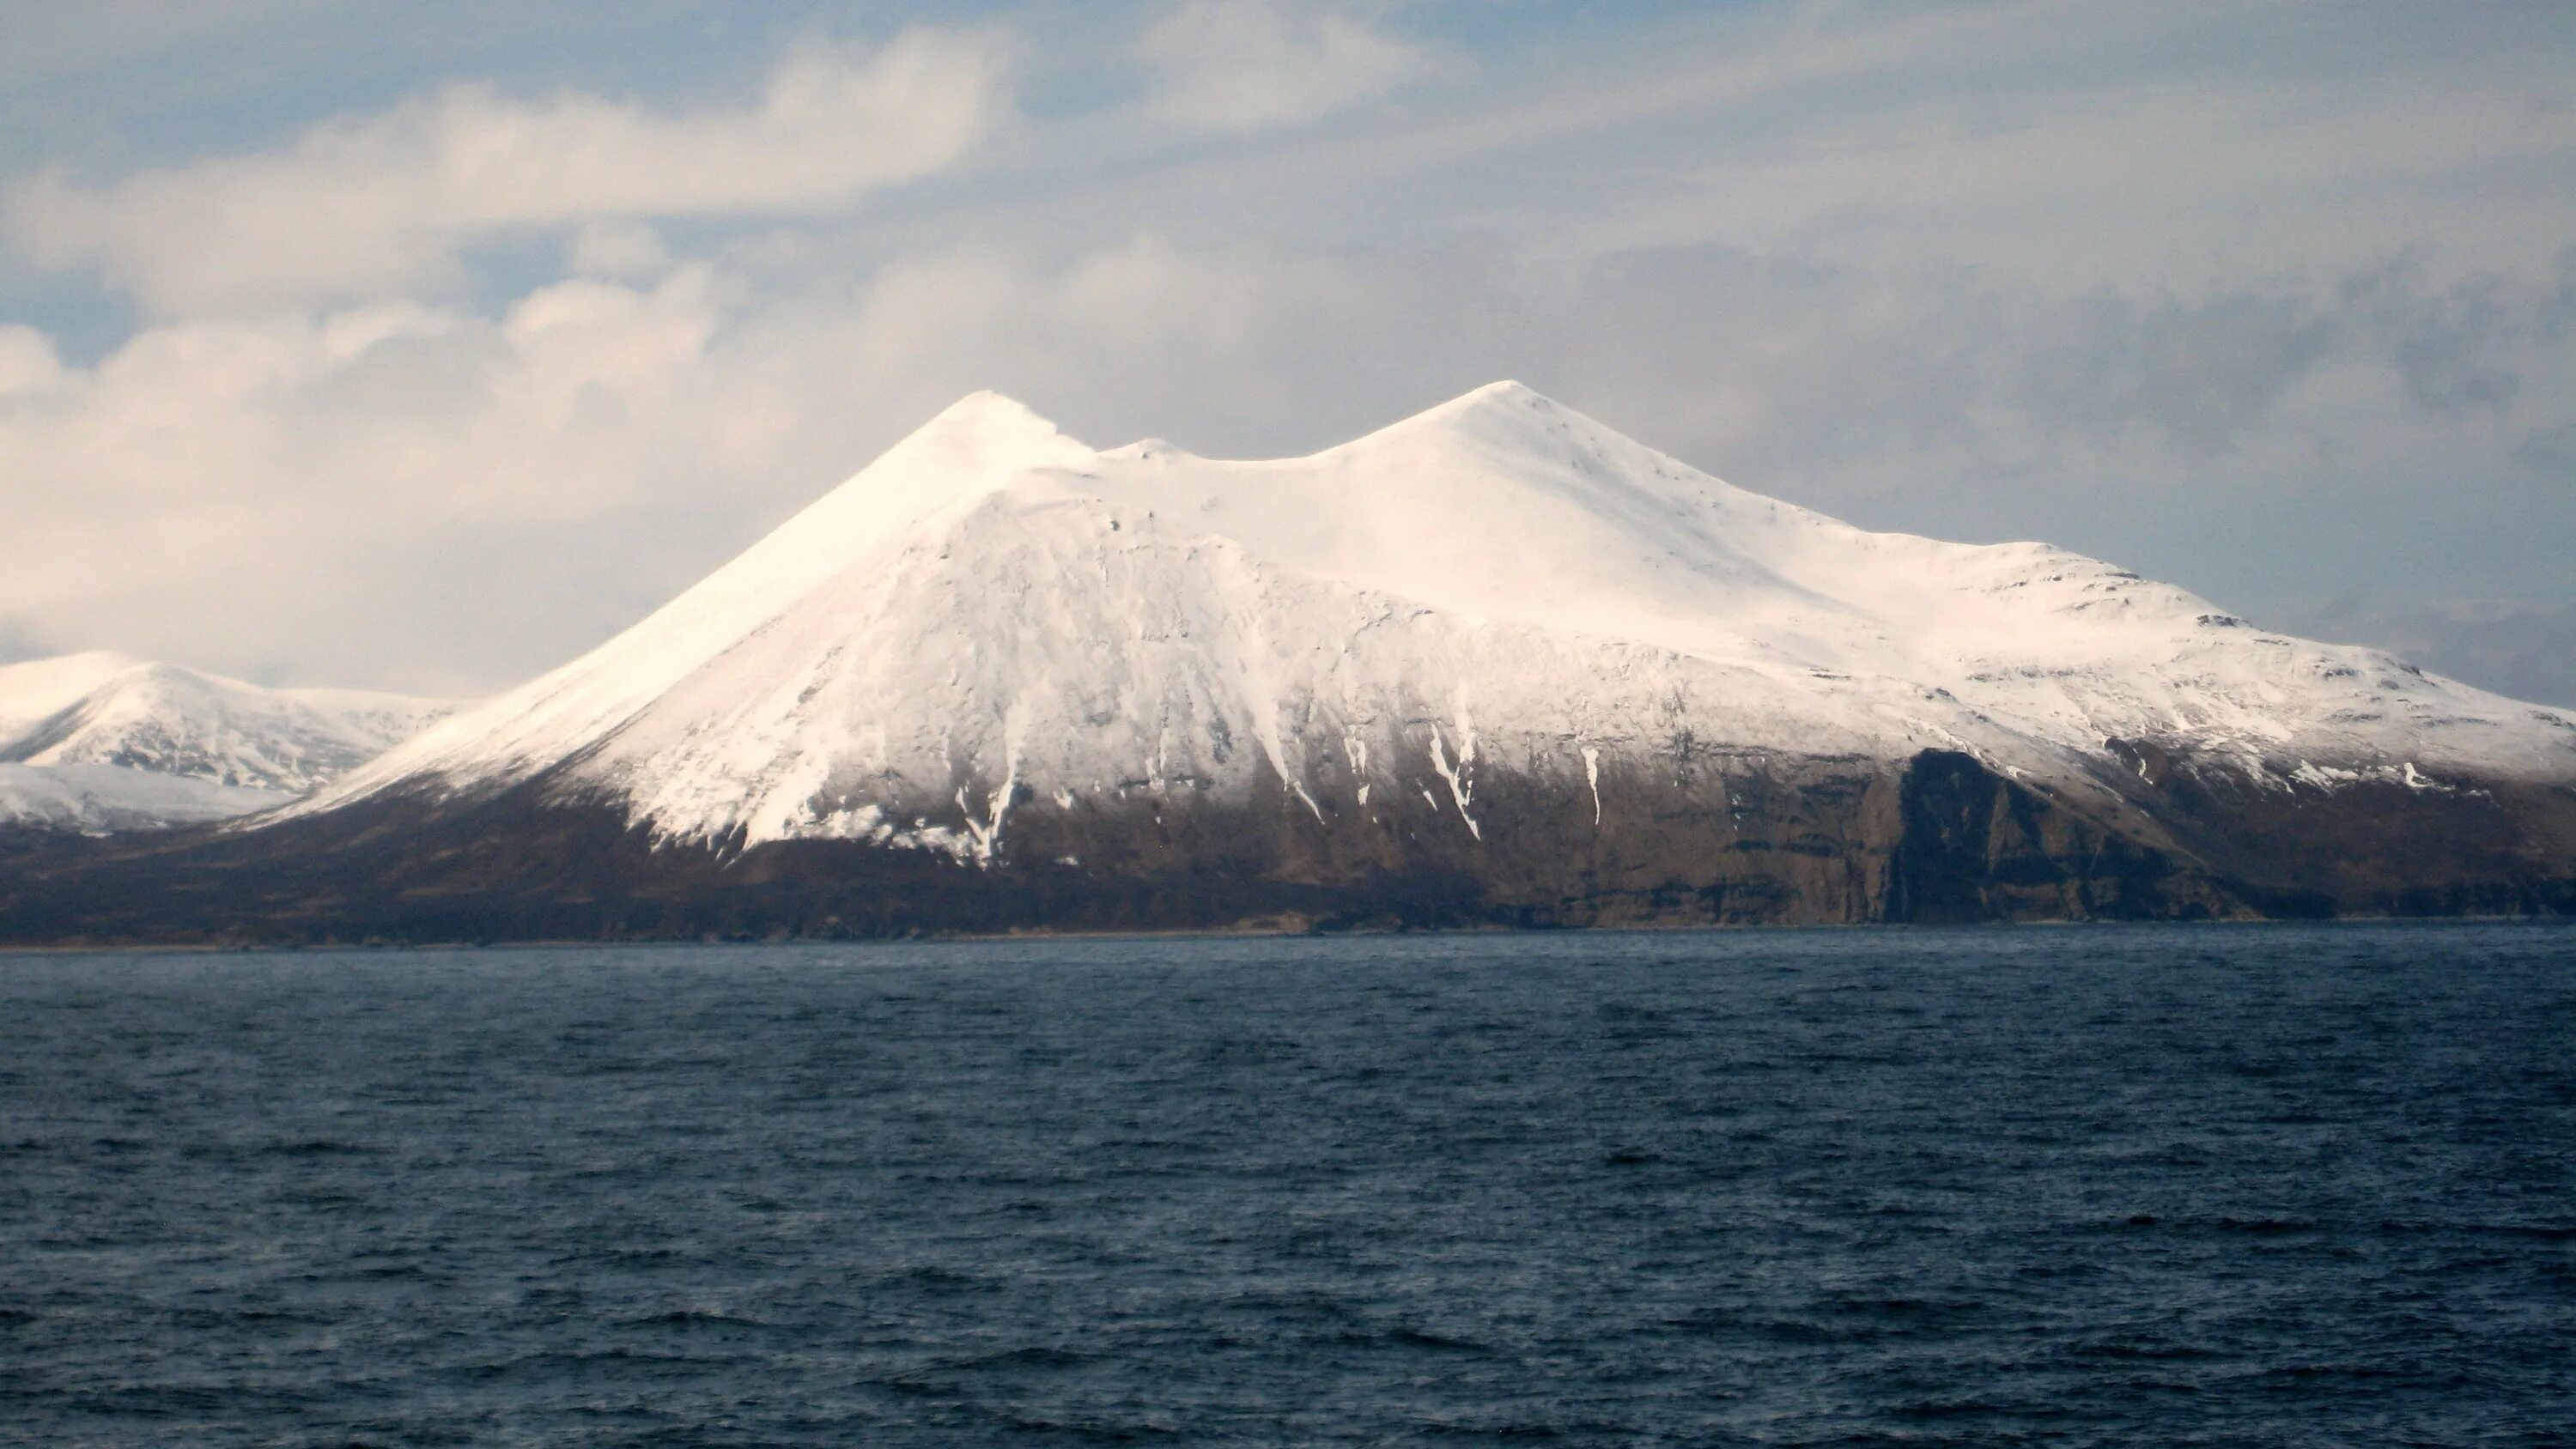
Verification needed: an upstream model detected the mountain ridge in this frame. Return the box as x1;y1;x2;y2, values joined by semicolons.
6;382;2572;942
285;381;2576;851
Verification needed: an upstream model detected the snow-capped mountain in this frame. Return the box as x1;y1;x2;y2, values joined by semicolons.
12;381;2573;943
293;381;2576;862
0;652;452;832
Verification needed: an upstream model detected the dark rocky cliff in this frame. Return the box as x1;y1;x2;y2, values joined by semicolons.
16;742;2559;947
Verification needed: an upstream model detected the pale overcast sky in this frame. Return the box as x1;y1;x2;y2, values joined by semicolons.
2;0;2572;702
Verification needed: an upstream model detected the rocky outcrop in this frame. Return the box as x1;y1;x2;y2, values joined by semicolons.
2099;746;2576;919
3;744;2453;946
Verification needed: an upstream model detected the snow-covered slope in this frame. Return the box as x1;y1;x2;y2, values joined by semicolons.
0;652;452;831
0;763;286;834
289;383;2576;858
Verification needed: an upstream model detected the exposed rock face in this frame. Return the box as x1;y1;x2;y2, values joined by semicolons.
2099;746;2576;919
15;741;2565;947
1878;751;2237;924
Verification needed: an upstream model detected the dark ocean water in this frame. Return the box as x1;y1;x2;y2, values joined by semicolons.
2;925;2571;1446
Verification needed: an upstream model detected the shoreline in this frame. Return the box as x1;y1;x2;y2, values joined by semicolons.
3;912;2569;959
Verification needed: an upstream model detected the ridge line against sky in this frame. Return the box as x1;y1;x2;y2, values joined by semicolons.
0;0;2571;704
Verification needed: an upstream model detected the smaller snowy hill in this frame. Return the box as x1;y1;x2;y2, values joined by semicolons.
0;652;452;832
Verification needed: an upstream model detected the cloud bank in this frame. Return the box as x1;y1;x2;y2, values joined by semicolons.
1;1;2571;707
1142;0;1434;131
8;28;1007;312
6;229;2570;700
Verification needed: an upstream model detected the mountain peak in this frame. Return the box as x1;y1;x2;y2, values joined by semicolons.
1343;379;1610;464
914;391;1079;447
44;648;149;673
1455;378;1544;404
855;391;1095;500
0;650;153;739
1400;379;1555;427
1;649;148;685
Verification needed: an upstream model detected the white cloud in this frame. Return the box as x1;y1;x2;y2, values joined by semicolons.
567;220;670;280
1546;79;2576;288
6;27;1009;313
2;231;2571;699
1142;0;1431;132
4;2;2573;704
0;324;63;393
0;237;1373;693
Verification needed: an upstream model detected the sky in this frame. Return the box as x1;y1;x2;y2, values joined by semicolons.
1;0;2572;704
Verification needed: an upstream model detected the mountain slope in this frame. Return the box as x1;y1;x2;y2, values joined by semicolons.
295;382;2576;857
0;764;287;834
0;652;452;831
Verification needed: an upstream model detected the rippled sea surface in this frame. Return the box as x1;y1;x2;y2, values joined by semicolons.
3;925;2573;1446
